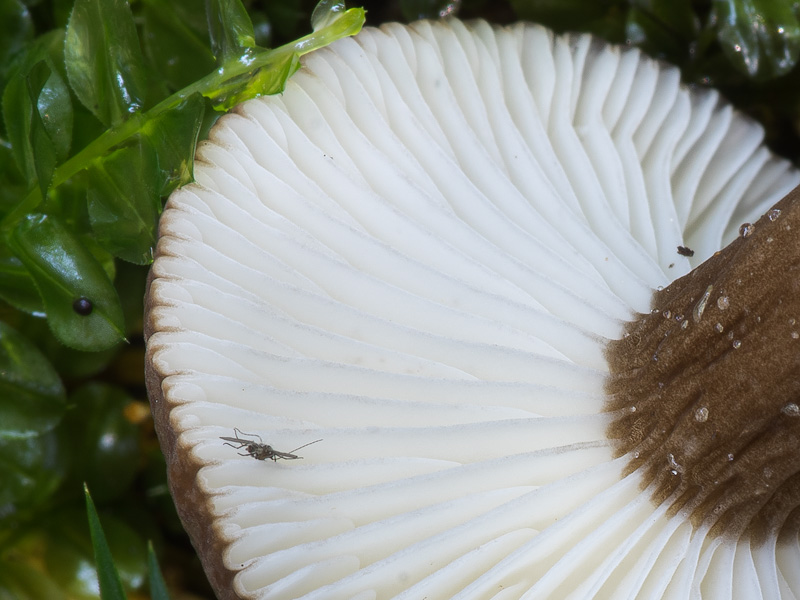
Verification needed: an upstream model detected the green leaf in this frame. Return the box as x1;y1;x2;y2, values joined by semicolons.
84;486;128;600
206;0;256;63
0;0;33;95
206;49;301;111
7;213;126;351
140;0;216;92
7;310;120;382
509;0;628;42
5;30;75;163
626;0;699;62
0;255;43;314
0;560;67;600
713;0;800;80
87;138;159;264
0;320;65;436
312;0;348;31
2;61;59;197
61;383;140;504
143;93;205;195
204;3;365;111
0;430;67;523
65;0;147;127
0;140;25;216
147;542;170;600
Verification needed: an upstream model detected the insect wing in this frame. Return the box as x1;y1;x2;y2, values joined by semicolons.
220;436;247;445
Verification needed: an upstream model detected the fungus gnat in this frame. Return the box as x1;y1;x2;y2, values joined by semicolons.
220;428;322;461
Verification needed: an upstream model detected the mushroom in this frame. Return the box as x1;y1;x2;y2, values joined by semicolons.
144;18;800;599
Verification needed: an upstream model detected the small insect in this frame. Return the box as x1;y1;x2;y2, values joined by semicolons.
676;245;694;257
220;428;322;462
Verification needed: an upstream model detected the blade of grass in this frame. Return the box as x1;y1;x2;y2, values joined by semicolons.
147;541;171;600
84;483;127;600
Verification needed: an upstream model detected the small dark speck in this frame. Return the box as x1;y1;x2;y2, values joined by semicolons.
668;263;675;268
677;246;694;257
73;297;93;316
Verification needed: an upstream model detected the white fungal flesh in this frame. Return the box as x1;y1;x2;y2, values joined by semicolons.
147;19;800;600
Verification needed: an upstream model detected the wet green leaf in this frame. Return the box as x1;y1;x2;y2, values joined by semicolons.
204;4;365;111
5;30;75;163
8;213;125;351
140;0;215;92
3;61;59;197
62;383;140;504
0;430;67;522
8;310;120;382
312;0;348;31
143;93;205;195
65;0;147;127
713;0;800;80
206;49;300;111
87;137;159;264
207;0;256;63
0;320;65;436
0;255;43;314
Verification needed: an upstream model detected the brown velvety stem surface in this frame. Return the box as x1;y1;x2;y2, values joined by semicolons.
606;187;800;542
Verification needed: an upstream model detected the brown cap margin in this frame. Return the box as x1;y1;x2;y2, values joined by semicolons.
143;202;240;600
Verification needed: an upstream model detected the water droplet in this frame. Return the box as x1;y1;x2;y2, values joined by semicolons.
782;403;800;417
789;318;796;326
651;308;660;315
674;313;684;322
714;323;724;333
681;320;689;330
652;353;658;362
739;223;755;237
629;405;637;413
716;296;729;310
693;285;713;323
732;340;742;349
728;453;735;461
656;285;664;291
694;407;709;422
768;208;781;221
663;310;672;319
792;332;799;340
633;451;640;459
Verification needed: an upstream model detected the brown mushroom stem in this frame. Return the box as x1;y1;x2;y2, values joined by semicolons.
606;186;800;542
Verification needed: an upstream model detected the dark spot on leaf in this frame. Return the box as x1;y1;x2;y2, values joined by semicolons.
73;297;93;316
677;245;694;257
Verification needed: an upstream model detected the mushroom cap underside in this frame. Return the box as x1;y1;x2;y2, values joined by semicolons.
145;18;800;600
